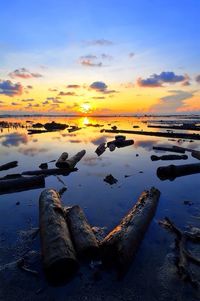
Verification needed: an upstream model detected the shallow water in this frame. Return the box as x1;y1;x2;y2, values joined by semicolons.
0;116;200;300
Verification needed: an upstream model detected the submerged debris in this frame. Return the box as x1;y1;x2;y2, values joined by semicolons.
103;174;118;185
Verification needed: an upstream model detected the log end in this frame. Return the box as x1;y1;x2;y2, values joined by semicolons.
44;257;79;285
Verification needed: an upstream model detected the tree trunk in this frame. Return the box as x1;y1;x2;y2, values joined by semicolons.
0;175;45;195
157;163;200;181
100;187;160;276
0;161;18;171
65;205;99;259
39;189;78;284
55;152;69;168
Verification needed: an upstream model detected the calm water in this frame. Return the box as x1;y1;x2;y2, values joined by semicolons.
0;116;200;300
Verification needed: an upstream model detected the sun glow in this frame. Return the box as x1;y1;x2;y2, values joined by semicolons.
80;103;91;114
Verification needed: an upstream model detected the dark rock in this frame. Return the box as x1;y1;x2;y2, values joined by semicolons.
103;174;118;185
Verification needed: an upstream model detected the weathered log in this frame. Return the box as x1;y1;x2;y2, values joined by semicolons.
100;187;160;275
153;146;185;153
157;163;200;181
39;189;79;284
0;175;45;195
148;124;200;131
192;150;200;160
55;152;69;168
107;139;134;148
63;150;86;169
101;129;200;141
151;154;188;161
0;161;18;171
22;167;77;176
65;205;99;258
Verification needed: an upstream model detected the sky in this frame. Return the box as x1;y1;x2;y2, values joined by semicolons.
0;0;199;115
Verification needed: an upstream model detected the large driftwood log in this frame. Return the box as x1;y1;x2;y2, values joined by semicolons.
151;154;188;161
107;139;134;148
153;146;185;153
0;161;18;171
192;150;200;160
65;205;99;258
22;167;77;176
101;187;160;275
157;163;200;181
55;152;69;168
39;189;78;284
63;150;86;169
0;175;45;195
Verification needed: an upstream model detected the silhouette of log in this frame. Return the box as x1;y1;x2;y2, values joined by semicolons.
63;150;86;169
22;167;77;176
101;129;200;140
39;189;79;284
151;154;188;161
153;146;185;153
65;205;99;258
157;163;200;181
107;139;134;148
192;150;200;160
0;175;45;195
101;187;160;276
0;161;18;171
55;152;69;168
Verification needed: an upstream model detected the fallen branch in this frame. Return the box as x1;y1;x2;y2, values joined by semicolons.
0;161;18;171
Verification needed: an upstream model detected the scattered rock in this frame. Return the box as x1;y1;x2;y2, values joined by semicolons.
39;163;48;169
103;174;118;185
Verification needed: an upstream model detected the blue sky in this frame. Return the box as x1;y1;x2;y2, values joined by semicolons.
0;0;199;114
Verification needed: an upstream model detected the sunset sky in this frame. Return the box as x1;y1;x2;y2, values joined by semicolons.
0;0;199;115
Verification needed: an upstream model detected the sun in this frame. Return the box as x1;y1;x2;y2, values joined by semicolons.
80;103;91;114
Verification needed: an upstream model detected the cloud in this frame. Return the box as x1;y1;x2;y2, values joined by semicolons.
86;39;113;46
92;96;105;99
9;68;43;79
196;75;200;83
80;59;103;67
101;53;113;60
0;133;28;147
0;80;23;96
129;52;135;58
151;90;194;113
25;103;39;109
21;98;35;102
0;100;4;103
58;91;76;96
27;85;33;89
11;102;19;106
48;88;58;92
90;81;117;95
80;55;97;60
137;71;187;87
67;85;80;89
18;146;48;156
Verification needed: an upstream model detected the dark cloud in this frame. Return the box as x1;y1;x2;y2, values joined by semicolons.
101;53;113;60
42;100;49;105
9;68;43;79
11;102;19;105
18;146;48;156
58;91;76;96
196;75;200;83
21;98;35;102
67;85;80;89
80;59;103;67
90;81;117;94
27;85;33;89
0;100;4;103
80;55;97;60
129;52;135;58
86;39;113;46
0;80;23;96
66;102;79;109
48;88;58;92
25;103;39;109
92;96;105;99
0;132;28;147
137;71;187;87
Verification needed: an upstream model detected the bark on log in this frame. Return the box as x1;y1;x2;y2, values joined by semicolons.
151;154;188;161
22;167;77;176
153;146;185;153
0;175;45;195
100;187;160;275
157;163;200;181
62;150;86;169
39;189;79;284
65;205;99;258
55;152;69;168
192;150;200;160
0;161;18;171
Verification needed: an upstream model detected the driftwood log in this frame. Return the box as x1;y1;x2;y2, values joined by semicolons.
101;129;200;141
157;163;200;181
159;217;200;288
192;150;200;160
151;154;188;161
0;161;18;171
0;175;45;195
55;152;69;168
39;189;79;284
22;167;77;176
107;139;134;148
153;146;185;153
101;187;160;275
65;205;99;258
63;150;86;169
